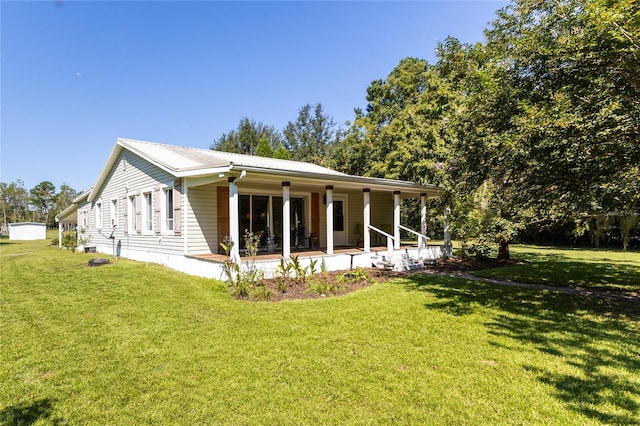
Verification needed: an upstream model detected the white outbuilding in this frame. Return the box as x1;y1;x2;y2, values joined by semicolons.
9;222;47;240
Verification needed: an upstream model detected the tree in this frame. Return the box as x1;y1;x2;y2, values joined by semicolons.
273;144;291;160
484;0;640;222
0;181;29;229
333;58;455;186
50;183;79;227
30;181;56;226
255;136;275;158
284;103;342;166
212;118;284;156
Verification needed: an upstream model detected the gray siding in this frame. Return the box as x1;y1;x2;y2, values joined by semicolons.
86;150;184;257
186;183;218;254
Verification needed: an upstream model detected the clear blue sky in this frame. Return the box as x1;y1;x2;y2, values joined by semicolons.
1;0;506;193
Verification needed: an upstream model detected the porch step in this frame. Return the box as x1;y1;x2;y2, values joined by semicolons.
371;250;424;272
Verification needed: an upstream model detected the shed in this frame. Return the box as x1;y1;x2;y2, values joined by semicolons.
9;222;47;240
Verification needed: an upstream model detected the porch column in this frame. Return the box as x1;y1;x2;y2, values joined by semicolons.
58;221;63;248
326;185;334;255
363;188;371;252
282;182;291;258
420;193;427;252
228;177;240;262
444;206;452;256
393;191;401;250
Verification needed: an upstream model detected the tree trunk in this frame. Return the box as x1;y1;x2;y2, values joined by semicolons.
497;240;510;260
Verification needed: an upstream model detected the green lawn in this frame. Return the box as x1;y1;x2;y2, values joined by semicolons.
472;245;640;293
1;239;638;424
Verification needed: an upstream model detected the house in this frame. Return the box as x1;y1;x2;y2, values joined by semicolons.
56;138;450;279
8;222;47;240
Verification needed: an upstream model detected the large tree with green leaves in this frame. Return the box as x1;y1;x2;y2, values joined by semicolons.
334;58;455;186
484;0;640;222
212;118;284;156
283;103;342;166
29;181;56;226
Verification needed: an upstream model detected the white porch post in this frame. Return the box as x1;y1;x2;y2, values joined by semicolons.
228;177;240;262
58;221;63;248
417;193;427;262
282;182;291;258
444;206;452;256
420;193;427;251
393;191;401;250
326;185;334;255
363;188;371;253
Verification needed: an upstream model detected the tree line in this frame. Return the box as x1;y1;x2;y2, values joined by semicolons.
213;0;639;255
0;180;79;231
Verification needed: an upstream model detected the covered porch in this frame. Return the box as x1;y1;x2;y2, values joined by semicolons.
185;170;450;273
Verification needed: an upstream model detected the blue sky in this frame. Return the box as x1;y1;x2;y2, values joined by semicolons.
1;0;506;193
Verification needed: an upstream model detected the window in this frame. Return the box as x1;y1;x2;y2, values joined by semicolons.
81;210;88;228
96;202;102;228
164;188;174;231
144;192;153;232
110;199;117;226
129;195;137;233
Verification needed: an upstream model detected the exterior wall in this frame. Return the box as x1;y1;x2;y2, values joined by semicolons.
82;150;185;258
8;222;47;240
317;189;394;248
186;183;218;255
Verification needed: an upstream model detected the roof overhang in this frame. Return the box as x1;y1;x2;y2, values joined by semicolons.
228;165;444;198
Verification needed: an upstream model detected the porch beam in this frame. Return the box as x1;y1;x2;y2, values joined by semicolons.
393;191;401;250
282;182;291;258
326;185;334;255
228;177;240;262
363;188;371;252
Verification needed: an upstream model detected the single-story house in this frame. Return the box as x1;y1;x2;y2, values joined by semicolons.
56;138;451;280
8;222;47;240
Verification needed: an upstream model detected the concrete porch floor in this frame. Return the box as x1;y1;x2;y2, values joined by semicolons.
188;245;396;263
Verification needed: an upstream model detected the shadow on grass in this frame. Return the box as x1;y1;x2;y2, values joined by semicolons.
477;250;640;292
401;274;640;424
0;398;61;425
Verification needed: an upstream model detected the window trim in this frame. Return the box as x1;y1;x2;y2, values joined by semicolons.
128;195;137;234
142;191;153;235
162;186;174;235
110;199;118;227
96;201;102;229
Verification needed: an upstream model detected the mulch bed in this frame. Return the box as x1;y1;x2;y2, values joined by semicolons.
245;258;518;302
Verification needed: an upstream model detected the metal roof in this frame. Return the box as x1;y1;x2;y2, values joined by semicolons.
85;138;444;202
118;138;348;176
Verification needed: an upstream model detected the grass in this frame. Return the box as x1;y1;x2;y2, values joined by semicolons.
1;238;639;424
472;245;640;293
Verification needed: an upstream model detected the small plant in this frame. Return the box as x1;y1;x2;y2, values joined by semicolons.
320;257;328;275
275;276;288;293
338;267;374;285
289;255;307;285
307;258;318;276
62;231;78;252
252;283;272;301
277;257;292;279
50;236;59;246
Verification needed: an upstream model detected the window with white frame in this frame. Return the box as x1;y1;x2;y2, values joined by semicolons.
110;199;117;227
129;195;137;233
96;202;102;228
143;192;153;232
81;210;88;228
164;188;174;232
